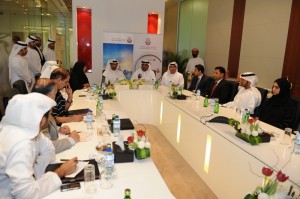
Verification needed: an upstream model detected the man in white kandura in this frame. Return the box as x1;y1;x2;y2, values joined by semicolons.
131;60;156;84
8;41;32;92
25;35;42;90
40;61;59;78
223;72;261;114
161;61;184;87
102;59;126;84
0;93;77;198
43;39;56;62
185;48;205;74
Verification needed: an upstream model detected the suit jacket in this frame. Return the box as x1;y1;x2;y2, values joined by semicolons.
34;46;46;66
188;74;214;95
42;116;72;154
206;79;232;104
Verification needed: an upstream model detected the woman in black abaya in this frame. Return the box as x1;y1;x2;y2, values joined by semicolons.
258;78;296;129
69;61;90;92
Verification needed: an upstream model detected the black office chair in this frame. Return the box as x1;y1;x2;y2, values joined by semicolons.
253;87;269;116
2;88;19;111
227;80;239;101
291;97;300;131
13;79;28;94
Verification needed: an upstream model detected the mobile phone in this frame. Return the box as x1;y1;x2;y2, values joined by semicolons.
79;95;86;97
60;182;81;192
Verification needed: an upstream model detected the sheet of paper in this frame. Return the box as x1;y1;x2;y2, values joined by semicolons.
65;161;89;178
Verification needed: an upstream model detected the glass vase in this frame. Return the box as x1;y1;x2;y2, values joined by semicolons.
134;148;150;160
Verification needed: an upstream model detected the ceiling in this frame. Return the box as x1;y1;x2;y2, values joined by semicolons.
0;0;71;16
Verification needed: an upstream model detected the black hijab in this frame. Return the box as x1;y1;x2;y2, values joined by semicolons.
70;61;89;92
259;78;296;129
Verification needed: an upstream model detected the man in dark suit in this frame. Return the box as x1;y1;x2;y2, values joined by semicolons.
205;66;231;104
34;36;46;66
188;64;213;96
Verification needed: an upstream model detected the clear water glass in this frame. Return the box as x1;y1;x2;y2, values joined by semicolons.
84;164;97;194
280;128;292;145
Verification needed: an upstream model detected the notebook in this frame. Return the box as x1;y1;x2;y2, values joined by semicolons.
67;108;90;116
107;118;134;130
45;159;100;184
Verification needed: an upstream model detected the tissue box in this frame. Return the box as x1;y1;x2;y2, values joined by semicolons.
112;141;134;163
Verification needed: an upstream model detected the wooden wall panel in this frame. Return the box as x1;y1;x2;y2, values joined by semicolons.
227;0;246;78
282;0;300;99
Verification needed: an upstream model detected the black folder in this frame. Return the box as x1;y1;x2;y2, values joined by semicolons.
67;108;90;116
107;118;134;130
45;159;100;184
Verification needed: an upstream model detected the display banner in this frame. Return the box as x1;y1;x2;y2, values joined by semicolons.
103;32;163;80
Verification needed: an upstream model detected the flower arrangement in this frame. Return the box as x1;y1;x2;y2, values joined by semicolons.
228;117;270;145
127;130;151;159
104;83;116;99
169;83;183;98
244;167;289;199
116;79;146;89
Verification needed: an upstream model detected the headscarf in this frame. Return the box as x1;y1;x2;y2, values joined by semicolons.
25;35;37;44
46;39;55;46
271;78;292;104
140;60;152;71
40;61;59;78
0;93;56;168
8;41;27;82
70;60;89;91
166;61;178;75
240;72;258;87
104;59;119;72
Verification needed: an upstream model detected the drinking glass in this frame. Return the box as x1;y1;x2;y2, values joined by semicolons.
280;128;292;145
100;167;113;189
84;164;97;194
235;107;242;122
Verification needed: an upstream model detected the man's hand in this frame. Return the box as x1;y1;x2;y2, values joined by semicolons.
68;131;80;143
71;115;83;122
55;157;78;178
65;83;73;100
59;126;71;134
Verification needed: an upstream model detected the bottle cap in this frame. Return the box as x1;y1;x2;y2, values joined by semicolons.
115;115;119;119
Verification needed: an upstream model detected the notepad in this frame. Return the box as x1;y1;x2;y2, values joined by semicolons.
45;159;100;184
107;118;134;130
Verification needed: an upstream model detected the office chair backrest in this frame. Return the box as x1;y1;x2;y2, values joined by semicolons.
227;80;239;101
13;79;28;94
291;97;300;131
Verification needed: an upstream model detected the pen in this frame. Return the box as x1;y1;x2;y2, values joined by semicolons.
60;159;90;162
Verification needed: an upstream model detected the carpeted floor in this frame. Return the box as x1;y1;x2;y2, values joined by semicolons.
135;124;218;199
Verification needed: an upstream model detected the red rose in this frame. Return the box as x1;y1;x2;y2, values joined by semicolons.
262;167;273;176
277;171;289;182
137;130;145;137
127;136;134;144
248;118;254;124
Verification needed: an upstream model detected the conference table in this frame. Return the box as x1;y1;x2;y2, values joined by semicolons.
43;87;175;199
45;85;300;199
113;85;300;198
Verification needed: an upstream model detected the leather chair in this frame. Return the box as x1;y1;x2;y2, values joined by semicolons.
227;80;239;101
2;88;19;111
291;97;300;131
13;79;28;94
253;87;269;116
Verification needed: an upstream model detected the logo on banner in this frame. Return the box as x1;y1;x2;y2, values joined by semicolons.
127;37;132;43
145;38;151;45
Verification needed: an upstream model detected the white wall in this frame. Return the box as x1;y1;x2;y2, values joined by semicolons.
205;0;292;88
239;0;292;88
73;0;165;85
204;0;234;77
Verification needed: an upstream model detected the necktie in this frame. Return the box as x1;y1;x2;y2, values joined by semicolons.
210;81;217;97
195;77;201;90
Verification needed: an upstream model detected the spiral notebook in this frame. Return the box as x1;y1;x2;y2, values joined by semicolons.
45;159;100;184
